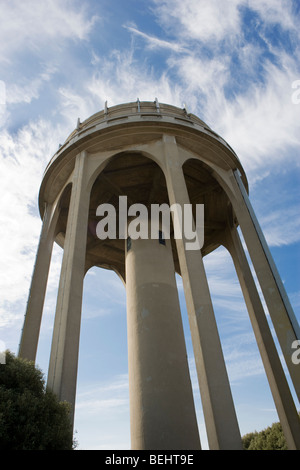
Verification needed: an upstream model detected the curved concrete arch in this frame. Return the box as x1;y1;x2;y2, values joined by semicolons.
86;145;168;196
20;101;300;450
86;148;172;278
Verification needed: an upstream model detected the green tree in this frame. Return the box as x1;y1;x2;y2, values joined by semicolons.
242;421;288;450
0;350;75;450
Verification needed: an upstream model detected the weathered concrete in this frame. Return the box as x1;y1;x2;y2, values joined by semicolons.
19;203;58;362
47;151;89;409
126;227;200;450
224;224;300;450
19;101;300;449
162;135;242;450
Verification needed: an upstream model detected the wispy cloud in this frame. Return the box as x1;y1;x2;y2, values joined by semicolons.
213;58;300;175
6;67;57;105
0;0;299;448
148;0;300;177
124;23;186;53
0;119;64;328
260;206;300;247
74;374;130;449
152;0;243;43
0;0;98;63
82;52;185;118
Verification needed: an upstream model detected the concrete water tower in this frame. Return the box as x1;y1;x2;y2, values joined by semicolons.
19;100;300;450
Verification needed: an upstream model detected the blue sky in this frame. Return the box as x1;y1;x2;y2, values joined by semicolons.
0;0;299;450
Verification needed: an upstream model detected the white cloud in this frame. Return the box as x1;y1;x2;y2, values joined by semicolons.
124;24;185;52
249;0;298;33
0;119;64;326
74;375;130;450
146;0;300;178
85;49;184;110
225;347;265;383
82;268;126;321
153;0;299;46
0;0;297;451
213;58;300;174
0;0;98;63
152;0;243;43
259;205;300;247
58;86;97;128
169;54;230;94
6;67;56;105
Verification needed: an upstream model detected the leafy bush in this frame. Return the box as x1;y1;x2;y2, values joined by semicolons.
0;351;75;450
242;421;288;450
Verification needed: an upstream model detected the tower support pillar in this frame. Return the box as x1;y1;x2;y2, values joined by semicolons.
126;230;201;450
224;224;300;450
19;203;58;362
162;135;242;450
227;170;300;401
47;151;89;425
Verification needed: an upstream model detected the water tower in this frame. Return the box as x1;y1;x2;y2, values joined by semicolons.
19;100;300;450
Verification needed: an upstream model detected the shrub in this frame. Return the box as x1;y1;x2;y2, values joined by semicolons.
0;351;75;450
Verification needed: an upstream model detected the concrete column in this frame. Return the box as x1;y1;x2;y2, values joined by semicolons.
227;170;300;401
126;230;201;450
162;135;242;450
19;203;58;362
47;151;89;425
224;224;300;450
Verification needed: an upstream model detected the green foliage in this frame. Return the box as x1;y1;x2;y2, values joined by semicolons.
0;350;75;450
242;421;288;450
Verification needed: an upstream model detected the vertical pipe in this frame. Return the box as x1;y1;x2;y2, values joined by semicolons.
126;229;200;450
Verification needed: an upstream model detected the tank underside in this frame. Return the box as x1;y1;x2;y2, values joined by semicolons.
40;101;248;279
